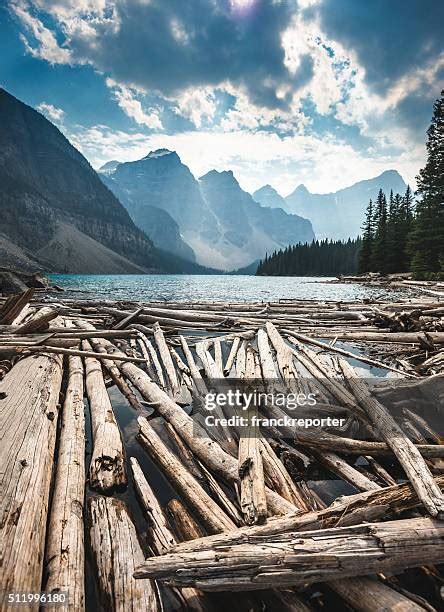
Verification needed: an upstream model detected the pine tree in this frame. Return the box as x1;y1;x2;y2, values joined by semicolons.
371;189;388;274
409;90;444;278
359;199;374;273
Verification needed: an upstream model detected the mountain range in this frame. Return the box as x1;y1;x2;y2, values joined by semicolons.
283;171;407;240
0;89;212;274
100;151;314;270
0;88;409;274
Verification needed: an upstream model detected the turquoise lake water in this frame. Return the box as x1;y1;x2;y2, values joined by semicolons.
48;274;406;302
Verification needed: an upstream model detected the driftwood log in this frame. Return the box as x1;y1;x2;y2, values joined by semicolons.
44;355;85;610
134;517;444;590
0;352;63;599
88;496;158;611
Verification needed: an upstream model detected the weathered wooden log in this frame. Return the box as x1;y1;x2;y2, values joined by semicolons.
130;457;176;554
74;321;144;411
130;459;208;612
15;306;59;334
238;348;267;525
0;352;63;599
308;330;444;344
88;496;158;611
0;287;34;324
312;450;381;492
257;328;279;381
138;417;236;533
327;577;429;612
9;344;147;363
113;307;143;330
44;355;85;610
167;499;206;541
119;360;297;516
285;330;418;378
84;341;127;492
180;335;209;396
224;336;240;375
340;358;444;518
153;322;182;400
134;517;444;590
266;322;298;389
168;474;444;553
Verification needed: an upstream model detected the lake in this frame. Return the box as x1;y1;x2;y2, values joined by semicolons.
48;274;406;302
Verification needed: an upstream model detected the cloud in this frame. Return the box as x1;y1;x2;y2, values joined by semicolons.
318;0;444;94
11;0;312;110
36;101;65;123
106;79;163;130
67;122;422;195
11;1;71;63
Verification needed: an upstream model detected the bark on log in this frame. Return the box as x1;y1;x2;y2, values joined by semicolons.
88;496;158;611
44;355;85;610
134;517;444;591
0;352;63;600
84;341;126;492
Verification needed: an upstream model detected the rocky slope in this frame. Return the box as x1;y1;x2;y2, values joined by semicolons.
102;150;315;270
0;88;164;273
100;154;196;262
285;170;407;240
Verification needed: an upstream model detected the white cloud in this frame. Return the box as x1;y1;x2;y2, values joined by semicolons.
67;123;422;195
36;102;65;123
106;79;163;130
11;1;72;64
173;87;217;128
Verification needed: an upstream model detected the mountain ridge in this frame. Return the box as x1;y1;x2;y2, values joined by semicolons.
102;150;315;270
284;169;407;239
0;88;164;273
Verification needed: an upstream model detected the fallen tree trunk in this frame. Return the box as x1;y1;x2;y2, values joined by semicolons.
134;517;444;591
138;417;236;533
340;359;444;518
119;360;297;516
15;306;59;334
168;474;444;553
88;496;158;611
0;352;63;598
327;577;429;612
84;341;126;492
44;355;85;610
130;458;207;612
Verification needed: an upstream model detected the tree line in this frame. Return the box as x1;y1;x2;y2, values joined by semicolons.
256;238;361;276
360;90;443;278
256;90;443;280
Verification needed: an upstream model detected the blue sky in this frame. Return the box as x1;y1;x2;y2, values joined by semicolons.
1;0;443;194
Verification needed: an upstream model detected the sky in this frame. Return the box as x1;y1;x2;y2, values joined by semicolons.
1;0;443;195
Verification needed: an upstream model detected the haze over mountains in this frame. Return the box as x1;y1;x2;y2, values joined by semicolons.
100;151;314;270
0;88;409;274
284;171;407;240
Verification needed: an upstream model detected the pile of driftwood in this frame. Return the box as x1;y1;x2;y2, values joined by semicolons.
0;288;443;611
